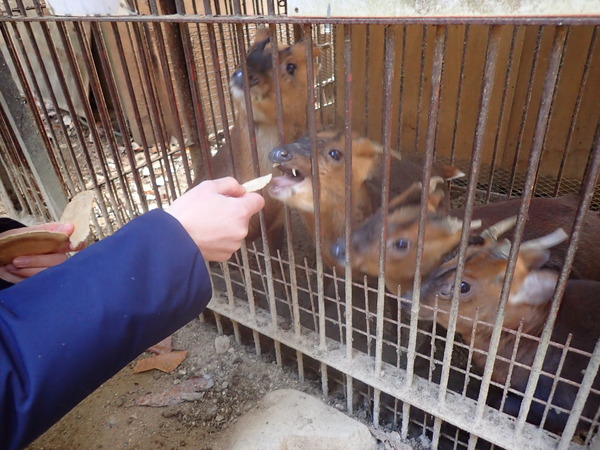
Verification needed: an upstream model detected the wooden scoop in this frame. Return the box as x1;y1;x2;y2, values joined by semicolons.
0;190;95;264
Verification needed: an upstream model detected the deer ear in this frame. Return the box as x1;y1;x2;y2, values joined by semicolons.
508;270;558;306
253;27;269;44
520;247;551;270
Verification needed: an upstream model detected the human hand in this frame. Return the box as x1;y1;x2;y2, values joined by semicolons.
0;222;84;283
166;177;265;262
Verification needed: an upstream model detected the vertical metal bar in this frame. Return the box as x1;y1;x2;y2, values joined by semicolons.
301;21;329;397
405;24;446;388
108;21;159;211
297;23;325;352
540;335;572;429
432;417;442;449
129;21;175;208
485;26;518;204
462;308;481;397
511;26;576;436
448;25;470;165
558;339;600;450
2;10;81;200
375;25;396;379
414;25;428;153
91;22;148;215
342;23;355;414
0;100;49;219
146;4;193;189
499;320;525;412
0;28;67;218
174;0;215;181
363;24;371;137
76;21;138;220
506;26;543;199
439;26;500;407
52;22;111;238
553;27;598;197
395;25;407;153
72;21;132;227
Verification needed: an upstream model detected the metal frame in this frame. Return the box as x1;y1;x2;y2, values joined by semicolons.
0;1;598;448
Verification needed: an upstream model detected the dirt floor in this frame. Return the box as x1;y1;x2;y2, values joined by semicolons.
26;314;341;450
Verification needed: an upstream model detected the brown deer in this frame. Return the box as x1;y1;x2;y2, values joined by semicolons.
268;129;464;270
418;228;600;436
334;193;600;296
194;28;320;248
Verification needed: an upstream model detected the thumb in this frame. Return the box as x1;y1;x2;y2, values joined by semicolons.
33;222;75;235
242;192;266;216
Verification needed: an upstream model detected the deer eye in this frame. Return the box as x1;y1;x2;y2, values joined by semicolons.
389;238;410;254
286;63;296;75
439;280;472;299
460;281;471;294
328;149;342;161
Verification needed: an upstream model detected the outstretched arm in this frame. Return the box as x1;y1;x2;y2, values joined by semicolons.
0;177;264;450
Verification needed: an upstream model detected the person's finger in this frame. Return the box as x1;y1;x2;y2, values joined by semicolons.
210;176;247;198
68;240;87;252
6;266;45;278
12;252;68;269
241;192;266;216
0;265;25;284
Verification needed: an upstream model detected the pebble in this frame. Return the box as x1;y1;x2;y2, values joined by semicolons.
214;336;230;354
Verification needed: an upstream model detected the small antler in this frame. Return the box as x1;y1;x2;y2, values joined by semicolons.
520;228;568;251
480;215;517;242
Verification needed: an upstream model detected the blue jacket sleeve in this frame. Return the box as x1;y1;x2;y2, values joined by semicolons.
0;209;213;450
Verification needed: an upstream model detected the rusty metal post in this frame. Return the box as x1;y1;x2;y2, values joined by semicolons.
0;48;67;219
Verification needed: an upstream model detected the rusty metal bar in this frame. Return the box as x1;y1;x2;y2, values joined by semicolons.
510;25;572;436
558;340;600;450
506;25;543;199
148;3;194;189
405;24;446;388
106;21;157;212
72;21;133;227
300;22;329;397
448;25;470;166
174;1;215;181
2;13;600;27
519;118;600;437
439;26;500;408
394;25;407;153
484;25;518;204
90;22;148;215
342;23;355;414
372;24;397;426
553;26;598;197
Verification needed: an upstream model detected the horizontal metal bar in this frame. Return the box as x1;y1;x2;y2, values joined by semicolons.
0;14;599;26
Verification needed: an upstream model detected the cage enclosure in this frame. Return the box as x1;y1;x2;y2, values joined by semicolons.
0;0;599;448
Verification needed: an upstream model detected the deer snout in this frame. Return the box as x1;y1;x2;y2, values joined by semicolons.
330;240;346;263
231;69;260;88
269;146;294;163
230;69;243;88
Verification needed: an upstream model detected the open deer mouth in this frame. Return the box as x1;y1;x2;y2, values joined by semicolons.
268;163;307;197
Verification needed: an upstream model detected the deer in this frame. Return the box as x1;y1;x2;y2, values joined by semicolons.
332;190;600;296
418;227;600;436
268;128;464;270
193;27;320;249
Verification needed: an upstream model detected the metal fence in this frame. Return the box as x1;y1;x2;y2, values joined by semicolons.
0;1;599;449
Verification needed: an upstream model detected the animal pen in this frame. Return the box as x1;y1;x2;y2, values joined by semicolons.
0;0;599;448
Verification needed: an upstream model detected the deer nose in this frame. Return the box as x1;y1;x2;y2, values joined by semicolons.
231;69;243;87
269;146;293;163
330;240;346;262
